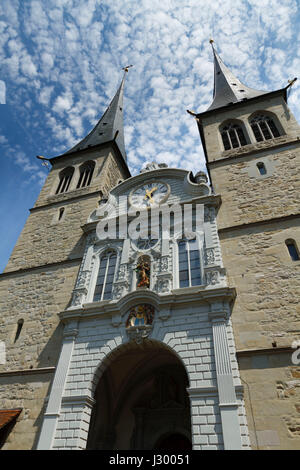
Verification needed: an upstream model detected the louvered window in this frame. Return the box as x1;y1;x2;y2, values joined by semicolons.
77;161;95;189
56;167;74;194
221;123;247;150
250;114;281;142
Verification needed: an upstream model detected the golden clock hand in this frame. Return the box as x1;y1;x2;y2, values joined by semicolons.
144;189;154;202
144;187;158;201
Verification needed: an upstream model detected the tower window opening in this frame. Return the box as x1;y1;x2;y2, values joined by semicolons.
257;162;267;175
14;319;24;343
178;238;202;288
58;207;65;220
56;167;74;194
286;239;300;261
77;161;95;189
221;122;247;150
93;250;117;302
250;114;281;142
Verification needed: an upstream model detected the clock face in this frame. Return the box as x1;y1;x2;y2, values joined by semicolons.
130;182;170;208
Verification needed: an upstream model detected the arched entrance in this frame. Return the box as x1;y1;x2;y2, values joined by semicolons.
86;341;192;450
154;433;192;450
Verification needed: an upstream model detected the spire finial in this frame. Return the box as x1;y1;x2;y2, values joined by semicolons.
206;42;268;111
122;64;133;73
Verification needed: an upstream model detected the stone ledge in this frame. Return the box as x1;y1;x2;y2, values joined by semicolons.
0;367;56;377
218;212;300;235
236;346;294;358
209;136;300;166
0;257;82;278
30;189;101;212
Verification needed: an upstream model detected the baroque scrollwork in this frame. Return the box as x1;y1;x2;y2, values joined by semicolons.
205;248;215;265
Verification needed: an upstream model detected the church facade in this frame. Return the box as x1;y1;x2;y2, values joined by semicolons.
0;43;299;450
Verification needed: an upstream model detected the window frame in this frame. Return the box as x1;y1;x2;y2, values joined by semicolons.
176;236;203;289
249;113;282;142
220;121;248;151
55;166;75;195
285;239;300;262
76;161;95;189
90;248;119;303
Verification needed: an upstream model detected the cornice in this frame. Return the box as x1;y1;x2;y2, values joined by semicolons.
59;286;236;323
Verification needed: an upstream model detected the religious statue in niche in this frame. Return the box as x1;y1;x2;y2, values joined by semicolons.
126;304;155;328
136;256;151;288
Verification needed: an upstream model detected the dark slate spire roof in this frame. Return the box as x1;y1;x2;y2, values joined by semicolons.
207;40;268;111
64;72;127;161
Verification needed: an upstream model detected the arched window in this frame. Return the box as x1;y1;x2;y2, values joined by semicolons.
58;207;65;221
257;162;267;175
250;114;281;142
178;238;202;288
220;122;247;150
56;167;74;194
285;239;300;261
76;161;95;189
93;250;117;301
14;319;24;343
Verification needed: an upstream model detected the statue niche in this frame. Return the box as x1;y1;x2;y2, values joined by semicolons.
136;255;151;289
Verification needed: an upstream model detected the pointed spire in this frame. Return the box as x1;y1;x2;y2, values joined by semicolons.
64;70;129;161
207;40;268;111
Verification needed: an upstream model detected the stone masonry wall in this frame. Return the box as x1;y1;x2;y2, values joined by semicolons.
0;262;81;449
219;219;300;350
219;220;300;450
0;372;54;450
239;354;300;450
210;146;300;230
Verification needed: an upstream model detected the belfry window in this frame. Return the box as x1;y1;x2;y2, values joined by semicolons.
178;239;202;288
77;161;95;189
93;250;117;301
250;114;281;142
220;122;247;150
56;167;74;194
286;239;300;261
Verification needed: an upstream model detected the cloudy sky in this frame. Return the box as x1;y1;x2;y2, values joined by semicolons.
0;0;299;272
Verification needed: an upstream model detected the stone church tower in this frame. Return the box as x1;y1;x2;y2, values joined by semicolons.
193;41;300;449
0;72;131;449
0;43;299;451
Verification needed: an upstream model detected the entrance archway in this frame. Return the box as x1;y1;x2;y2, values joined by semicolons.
154;433;192;450
86;341;192;450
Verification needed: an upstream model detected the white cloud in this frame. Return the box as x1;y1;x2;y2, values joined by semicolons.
0;80;6;104
0;0;299;181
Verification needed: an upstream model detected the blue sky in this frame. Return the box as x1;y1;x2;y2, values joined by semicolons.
0;0;299;272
